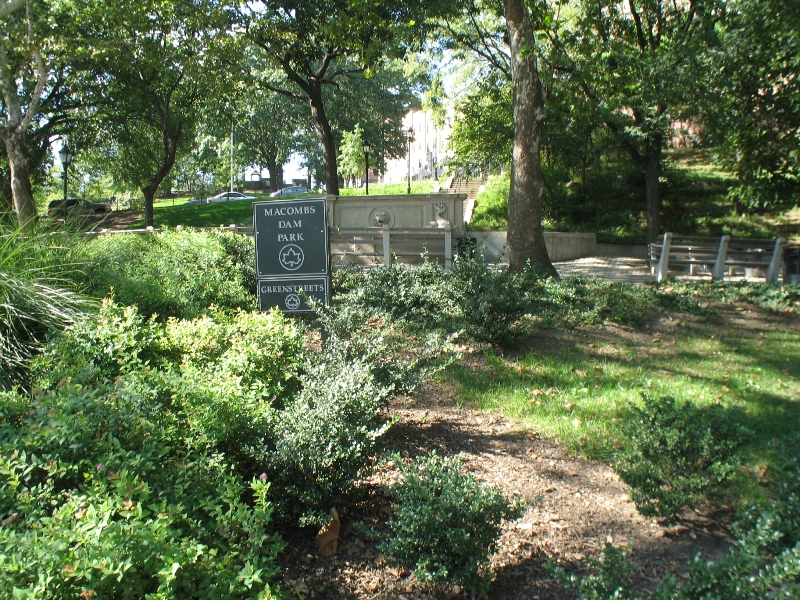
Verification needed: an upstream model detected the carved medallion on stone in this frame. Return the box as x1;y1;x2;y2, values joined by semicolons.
369;207;394;227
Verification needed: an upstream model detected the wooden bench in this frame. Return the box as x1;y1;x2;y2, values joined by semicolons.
649;233;786;282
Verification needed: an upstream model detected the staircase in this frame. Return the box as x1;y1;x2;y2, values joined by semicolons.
441;176;484;225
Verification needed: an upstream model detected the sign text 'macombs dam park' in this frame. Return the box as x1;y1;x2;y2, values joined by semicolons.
253;198;329;313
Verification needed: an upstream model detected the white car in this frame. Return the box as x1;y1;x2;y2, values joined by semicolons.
208;191;255;202
269;186;309;197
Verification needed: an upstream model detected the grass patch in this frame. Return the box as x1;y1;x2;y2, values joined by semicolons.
470;172;509;231
444;307;800;501
339;181;434;196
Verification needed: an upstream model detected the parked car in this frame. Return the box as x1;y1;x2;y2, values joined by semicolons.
269;186;309;197
47;198;110;216
208;191;255;202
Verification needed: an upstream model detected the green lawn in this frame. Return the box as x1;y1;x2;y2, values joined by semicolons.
445;310;800;500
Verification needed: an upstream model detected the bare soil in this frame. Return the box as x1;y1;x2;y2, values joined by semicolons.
275;303;800;599
82;209;145;230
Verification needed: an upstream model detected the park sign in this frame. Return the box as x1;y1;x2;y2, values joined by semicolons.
253;198;329;312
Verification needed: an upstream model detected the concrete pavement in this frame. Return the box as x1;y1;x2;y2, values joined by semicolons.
552;255;783;283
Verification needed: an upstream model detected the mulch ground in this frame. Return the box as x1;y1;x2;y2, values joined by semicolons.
273;306;799;599
276;377;732;599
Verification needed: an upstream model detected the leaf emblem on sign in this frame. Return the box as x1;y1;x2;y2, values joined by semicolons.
279;244;305;270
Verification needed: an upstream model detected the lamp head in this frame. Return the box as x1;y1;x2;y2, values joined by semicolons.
59;142;74;167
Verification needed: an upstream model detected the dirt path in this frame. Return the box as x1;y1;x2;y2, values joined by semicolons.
275;301;800;598
276;377;731;599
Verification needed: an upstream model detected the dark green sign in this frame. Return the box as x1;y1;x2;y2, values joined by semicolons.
258;277;328;313
253;198;329;312
254;198;328;278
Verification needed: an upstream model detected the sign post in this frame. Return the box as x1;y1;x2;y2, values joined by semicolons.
253;198;329;312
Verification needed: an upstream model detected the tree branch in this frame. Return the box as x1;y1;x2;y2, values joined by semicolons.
627;0;648;51
0;0;24;19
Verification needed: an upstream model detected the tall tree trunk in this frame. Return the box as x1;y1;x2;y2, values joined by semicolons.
3;129;36;228
503;0;557;276
307;82;339;195
644;137;662;245
142;185;156;226
141;133;179;228
266;154;279;191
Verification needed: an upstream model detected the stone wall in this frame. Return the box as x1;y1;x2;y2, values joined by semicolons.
326;193;467;230
467;231;597;263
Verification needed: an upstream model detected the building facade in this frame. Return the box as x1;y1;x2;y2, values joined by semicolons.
383;108;452;184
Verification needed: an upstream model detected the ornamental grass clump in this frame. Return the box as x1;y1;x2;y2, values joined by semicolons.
0;222;94;390
380;452;522;599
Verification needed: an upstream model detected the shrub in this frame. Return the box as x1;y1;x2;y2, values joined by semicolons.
0;387;284;599
331;262;457;330
312;299;458;395
547;543;641;600
450;257;528;345
332;260;529;347
80;228;253;319
470;172;509;231
254;300;457;525
31;301;305;473
261;351;393;525
380;452;523;598
614;395;749;520
216;231;257;296
550;461;800;600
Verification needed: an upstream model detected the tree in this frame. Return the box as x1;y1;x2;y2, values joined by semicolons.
551;0;723;243
244;0;450;195
235;85;303;192
449;80;513;172
79;0;235;227
429;0;556;273
503;0;556;274
0;0;49;227
701;0;800;209
324;59;421;178
337;124;366;187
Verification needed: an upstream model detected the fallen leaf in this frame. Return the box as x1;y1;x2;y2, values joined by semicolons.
531;389;543;397
1;513;20;526
575;370;587;377
572;418;582;428
722;386;731;393
285;579;309;595
609;438;621;449
546;387;556;395
593;365;603;372
564;402;576;411
316;508;340;557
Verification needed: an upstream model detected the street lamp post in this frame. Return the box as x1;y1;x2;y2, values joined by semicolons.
58;141;73;221
406;127;414;195
362;140;371;195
